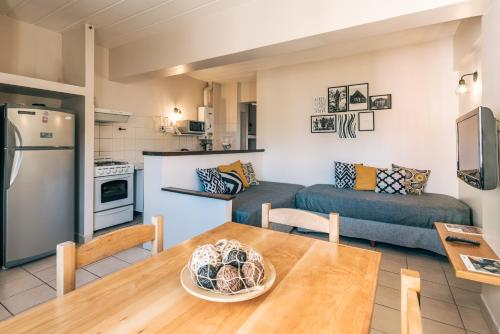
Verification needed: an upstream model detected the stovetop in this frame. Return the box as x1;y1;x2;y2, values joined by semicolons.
94;160;128;167
94;160;134;177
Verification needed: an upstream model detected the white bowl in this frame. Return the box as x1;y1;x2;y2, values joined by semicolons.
180;260;276;303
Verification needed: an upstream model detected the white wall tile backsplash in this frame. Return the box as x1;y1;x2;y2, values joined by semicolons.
94;116;200;163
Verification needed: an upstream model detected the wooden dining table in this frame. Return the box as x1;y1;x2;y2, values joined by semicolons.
0;222;381;333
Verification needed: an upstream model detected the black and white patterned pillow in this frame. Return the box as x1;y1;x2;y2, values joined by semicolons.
334;161;356;188
220;171;245;195
196;168;227;194
375;169;407;195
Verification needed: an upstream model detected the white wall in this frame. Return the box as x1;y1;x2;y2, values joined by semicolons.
454;17;483;225
240;81;256;103
257;38;459;196
94;46;207;162
213;82;241;150
478;0;500;331
0;15;62;82
454;7;500;333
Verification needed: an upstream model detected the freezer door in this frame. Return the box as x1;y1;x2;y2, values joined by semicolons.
5;149;74;266
6;108;75;148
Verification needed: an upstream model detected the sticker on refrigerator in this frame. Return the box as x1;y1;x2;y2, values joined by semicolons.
42;111;49;123
40;132;53;139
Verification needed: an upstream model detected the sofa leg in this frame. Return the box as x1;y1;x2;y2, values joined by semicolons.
370;240;376;248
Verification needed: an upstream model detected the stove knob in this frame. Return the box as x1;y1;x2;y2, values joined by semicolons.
105;169;110;175
96;170;103;176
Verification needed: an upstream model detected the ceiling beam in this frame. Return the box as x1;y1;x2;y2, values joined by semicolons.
109;0;486;81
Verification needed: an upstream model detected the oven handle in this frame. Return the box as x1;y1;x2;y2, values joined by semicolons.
95;173;133;182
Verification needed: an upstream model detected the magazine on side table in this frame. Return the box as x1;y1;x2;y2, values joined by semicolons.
444;224;482;235
460;254;500;277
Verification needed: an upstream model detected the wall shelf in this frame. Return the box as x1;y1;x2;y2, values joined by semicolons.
174;133;203;136
0;72;86;99
435;222;500;286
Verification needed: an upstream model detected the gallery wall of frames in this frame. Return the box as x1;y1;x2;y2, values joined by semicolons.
311;83;391;138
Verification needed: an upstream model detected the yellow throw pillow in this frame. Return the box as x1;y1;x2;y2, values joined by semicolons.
218;160;250;188
354;164;377;191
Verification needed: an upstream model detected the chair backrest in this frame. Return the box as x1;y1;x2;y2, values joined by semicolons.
262;203;339;243
401;269;422;334
56;215;164;297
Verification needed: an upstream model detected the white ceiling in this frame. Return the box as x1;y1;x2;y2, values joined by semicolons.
0;0;235;48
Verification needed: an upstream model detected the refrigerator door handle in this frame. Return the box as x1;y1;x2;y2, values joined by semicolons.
13;122;23;147
10;150;23;187
9;124;23;187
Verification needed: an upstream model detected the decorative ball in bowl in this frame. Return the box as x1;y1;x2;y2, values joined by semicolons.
180;239;276;302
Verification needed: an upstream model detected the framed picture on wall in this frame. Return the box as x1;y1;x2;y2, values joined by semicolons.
338;113;357;138
370;94;392;110
358;111;375;131
311;115;337;133
313;96;327;114
348;83;369;111
327;86;347;113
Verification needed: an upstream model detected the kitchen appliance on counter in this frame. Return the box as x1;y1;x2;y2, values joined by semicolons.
1;104;75;268
199;138;213;151
94;160;134;231
198;107;214;136
176;120;205;135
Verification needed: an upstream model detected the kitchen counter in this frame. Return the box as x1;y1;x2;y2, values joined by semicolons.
142;149;264;244
143;149;264;156
134;163;144;170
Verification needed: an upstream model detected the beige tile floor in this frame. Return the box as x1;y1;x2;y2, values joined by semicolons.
0;246;151;321
0;234;493;334
352;239;491;334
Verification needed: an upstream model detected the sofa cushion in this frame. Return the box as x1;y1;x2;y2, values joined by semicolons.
393;163;431;195
196;168;227;194
241;162;259;186
220;171;245;195
354;165;377;191
375;169;407;195
334;161;356;188
218;161;250;188
295;184;471;229
232;181;305;228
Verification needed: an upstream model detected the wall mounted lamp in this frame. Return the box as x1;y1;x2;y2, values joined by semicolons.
456;71;478;95
171;107;183;123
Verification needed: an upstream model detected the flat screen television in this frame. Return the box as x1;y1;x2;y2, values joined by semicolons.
456;106;499;190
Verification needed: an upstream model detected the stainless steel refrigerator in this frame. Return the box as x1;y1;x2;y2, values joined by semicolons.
1;104;75;268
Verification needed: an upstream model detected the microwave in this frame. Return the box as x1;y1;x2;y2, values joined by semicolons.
176;120;205;134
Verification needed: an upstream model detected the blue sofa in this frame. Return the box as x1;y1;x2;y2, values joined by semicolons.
232;181;304;228
231;182;472;255
295;184;471;254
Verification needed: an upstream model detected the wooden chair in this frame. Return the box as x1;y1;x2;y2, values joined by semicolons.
262;203;339;243
401;269;423;334
56;215;164;297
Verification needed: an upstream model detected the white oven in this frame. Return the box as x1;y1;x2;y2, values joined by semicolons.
94;162;134;231
94;173;134;212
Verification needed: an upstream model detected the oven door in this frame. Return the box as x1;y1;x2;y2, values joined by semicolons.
94;174;134;212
